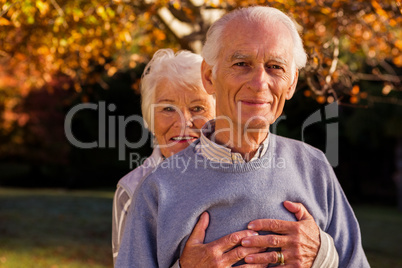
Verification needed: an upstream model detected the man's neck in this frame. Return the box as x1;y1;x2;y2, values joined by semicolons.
212;120;269;161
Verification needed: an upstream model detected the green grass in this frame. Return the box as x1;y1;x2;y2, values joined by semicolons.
0;188;401;267
0;188;114;268
354;205;402;268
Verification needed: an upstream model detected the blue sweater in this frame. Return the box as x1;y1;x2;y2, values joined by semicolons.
116;134;369;267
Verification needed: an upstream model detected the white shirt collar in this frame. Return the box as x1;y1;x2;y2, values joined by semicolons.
196;120;269;164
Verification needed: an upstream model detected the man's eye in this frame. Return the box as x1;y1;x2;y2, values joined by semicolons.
234;62;247;67
268;65;283;70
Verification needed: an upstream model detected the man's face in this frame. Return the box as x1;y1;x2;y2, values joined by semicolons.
202;20;298;130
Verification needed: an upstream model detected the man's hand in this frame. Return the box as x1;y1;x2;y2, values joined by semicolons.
241;201;320;267
180;212;266;268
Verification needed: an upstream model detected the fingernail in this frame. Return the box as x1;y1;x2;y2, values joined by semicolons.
242;239;251;246
248;223;255;229
245;256;254;262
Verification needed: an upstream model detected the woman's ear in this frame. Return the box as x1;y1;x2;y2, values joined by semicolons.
201;60;215;95
286;69;299;100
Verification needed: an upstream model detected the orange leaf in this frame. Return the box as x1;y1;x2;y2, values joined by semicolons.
304;90;311;97
350;96;359;104
316;96;326;104
393;55;402;67
395;40;402;50
0;17;11;26
351;85;360;95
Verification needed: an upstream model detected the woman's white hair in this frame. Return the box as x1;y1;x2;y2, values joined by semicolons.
201;6;307;78
140;49;211;132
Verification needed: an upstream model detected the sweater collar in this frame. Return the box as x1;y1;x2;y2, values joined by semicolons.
196;120;269;164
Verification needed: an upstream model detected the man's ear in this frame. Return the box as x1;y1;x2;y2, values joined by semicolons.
286;69;299;100
201;60;215;95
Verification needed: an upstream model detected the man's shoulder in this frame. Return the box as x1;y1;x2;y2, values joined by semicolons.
271;134;327;162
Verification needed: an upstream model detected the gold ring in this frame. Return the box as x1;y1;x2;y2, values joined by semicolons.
277;251;285;265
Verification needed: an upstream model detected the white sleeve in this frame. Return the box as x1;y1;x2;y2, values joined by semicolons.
311;227;339;268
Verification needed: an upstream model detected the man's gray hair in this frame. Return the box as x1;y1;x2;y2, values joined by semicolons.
140;49;208;132
201;6;307;76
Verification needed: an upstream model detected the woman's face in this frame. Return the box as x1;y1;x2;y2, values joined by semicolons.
152;80;215;158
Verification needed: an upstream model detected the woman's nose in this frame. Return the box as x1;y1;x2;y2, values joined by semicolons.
173;109;193;128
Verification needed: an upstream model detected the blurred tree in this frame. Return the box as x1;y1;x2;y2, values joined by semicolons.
12;74;74;186
1;0;400;101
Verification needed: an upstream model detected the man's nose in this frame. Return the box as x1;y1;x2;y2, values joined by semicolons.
247;66;269;91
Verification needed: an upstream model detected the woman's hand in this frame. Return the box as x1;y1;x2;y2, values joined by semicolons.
180;212;266;268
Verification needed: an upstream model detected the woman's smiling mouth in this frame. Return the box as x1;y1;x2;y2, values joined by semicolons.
170;136;198;142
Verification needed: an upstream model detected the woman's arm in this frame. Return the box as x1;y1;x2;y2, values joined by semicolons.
112;186;131;264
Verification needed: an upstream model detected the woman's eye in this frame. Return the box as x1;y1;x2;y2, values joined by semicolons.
191;106;204;112
163;106;175;112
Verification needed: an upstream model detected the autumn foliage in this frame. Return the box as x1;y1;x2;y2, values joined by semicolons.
1;0;401;100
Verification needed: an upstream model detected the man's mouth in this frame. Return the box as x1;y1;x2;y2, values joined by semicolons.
240;100;270;106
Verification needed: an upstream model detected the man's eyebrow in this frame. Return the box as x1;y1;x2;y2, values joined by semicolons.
230;52;250;61
229;52;289;65
268;57;288;65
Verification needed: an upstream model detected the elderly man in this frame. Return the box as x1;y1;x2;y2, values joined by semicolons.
116;6;369;268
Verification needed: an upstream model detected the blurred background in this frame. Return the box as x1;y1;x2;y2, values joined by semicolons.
0;0;401;267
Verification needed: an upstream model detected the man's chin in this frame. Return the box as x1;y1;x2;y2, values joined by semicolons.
243;123;270;133
240;115;272;130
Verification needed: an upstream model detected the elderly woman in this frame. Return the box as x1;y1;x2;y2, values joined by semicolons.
112;49;215;262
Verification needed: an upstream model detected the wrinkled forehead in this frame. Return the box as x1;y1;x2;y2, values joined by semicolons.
224;17;292;43
220;21;294;61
